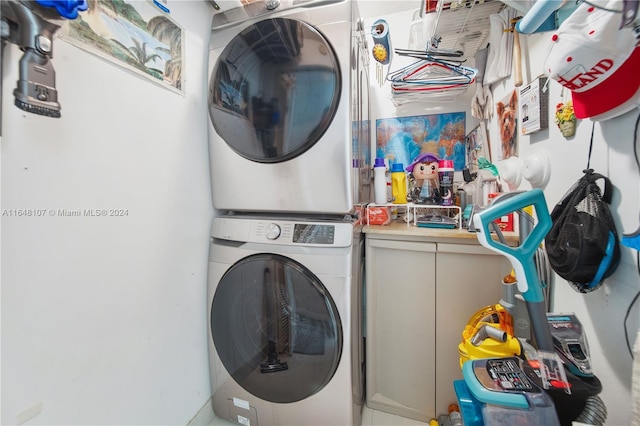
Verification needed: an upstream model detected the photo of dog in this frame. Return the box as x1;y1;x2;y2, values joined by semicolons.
496;90;518;159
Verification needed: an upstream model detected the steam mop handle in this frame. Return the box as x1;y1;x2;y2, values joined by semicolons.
473;189;552;304
473;189;556;352
527;301;555;352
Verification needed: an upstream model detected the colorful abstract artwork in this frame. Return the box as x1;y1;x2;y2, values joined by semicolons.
375;112;466;171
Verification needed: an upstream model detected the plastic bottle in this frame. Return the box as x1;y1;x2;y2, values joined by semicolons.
449;410;463;426
448;404;462;426
438;159;455;206
390;163;407;204
386;164;393;203
373;158;388;204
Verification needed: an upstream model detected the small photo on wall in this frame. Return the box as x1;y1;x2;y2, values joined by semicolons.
495;89;518;160
465;123;490;173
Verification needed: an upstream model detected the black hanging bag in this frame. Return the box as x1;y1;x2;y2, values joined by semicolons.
545;169;621;293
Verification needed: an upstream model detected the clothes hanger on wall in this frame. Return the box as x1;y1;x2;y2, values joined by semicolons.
387;52;477;105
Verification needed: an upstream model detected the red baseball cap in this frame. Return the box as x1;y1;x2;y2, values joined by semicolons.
544;0;640;121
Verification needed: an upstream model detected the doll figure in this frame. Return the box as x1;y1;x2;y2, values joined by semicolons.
406;153;440;203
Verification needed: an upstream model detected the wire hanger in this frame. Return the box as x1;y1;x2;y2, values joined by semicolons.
395;47;466;62
387;53;477;104
389;56;474;83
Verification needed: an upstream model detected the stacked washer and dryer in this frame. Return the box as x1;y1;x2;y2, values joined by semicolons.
206;1;371;425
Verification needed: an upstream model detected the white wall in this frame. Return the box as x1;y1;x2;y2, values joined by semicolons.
363;5;639;426
3;1;637;424
509;31;640;426
1;2;215;424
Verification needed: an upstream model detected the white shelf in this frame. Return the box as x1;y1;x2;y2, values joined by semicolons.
366;203;462;229
412;204;461;229
366;203;413;227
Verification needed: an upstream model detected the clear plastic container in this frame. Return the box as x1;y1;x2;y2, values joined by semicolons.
482;402;560;425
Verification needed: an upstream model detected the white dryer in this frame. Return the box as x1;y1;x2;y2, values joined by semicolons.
207;215;364;426
207;0;371;215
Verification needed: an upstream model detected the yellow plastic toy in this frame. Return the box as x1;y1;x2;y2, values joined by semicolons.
458;303;522;368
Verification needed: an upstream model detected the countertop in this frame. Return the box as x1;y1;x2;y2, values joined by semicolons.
363;222;519;245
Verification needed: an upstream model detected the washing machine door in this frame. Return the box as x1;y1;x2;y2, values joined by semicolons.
208;17;340;163
211;253;342;403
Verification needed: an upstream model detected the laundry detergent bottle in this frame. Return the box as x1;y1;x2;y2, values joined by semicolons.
374;157;388;204
391;163;408;204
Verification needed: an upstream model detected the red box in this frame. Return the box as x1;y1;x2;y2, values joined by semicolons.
366;206;392;226
488;193;515;232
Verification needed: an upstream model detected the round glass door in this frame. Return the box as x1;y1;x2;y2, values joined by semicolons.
211;253;342;403
208;18;341;163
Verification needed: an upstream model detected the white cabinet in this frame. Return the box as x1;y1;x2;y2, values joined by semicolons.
365;234;511;422
365;238;437;422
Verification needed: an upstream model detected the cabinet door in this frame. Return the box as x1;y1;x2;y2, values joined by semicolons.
365;238;437;423
434;243;511;414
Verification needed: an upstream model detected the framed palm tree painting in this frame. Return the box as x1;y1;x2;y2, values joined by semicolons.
59;0;184;94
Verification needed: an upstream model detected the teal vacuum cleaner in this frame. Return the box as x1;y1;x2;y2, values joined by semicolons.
456;189;605;426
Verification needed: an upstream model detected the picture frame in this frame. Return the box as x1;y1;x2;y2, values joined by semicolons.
465;122;490;173
376;112;466;171
59;0;184;94
519;77;549;136
495;89;518;160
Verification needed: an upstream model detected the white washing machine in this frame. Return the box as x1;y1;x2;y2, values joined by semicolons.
207;0;371;215
207;215;364;425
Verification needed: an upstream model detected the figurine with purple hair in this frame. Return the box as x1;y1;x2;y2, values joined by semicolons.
406;153;441;204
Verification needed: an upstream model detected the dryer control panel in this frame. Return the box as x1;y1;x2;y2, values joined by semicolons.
211;0;335;30
292;223;334;244
211;217;353;247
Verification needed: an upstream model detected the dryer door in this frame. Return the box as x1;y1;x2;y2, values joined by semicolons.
208;17;340;163
210;253;342;403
